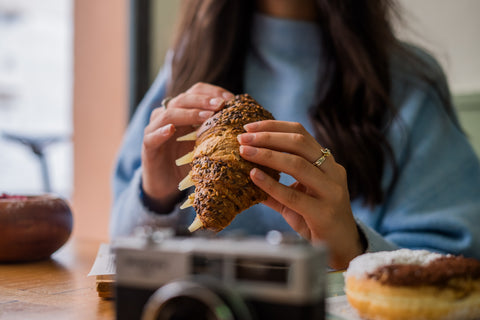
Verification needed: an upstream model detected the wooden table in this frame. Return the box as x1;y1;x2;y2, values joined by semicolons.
0;238;115;320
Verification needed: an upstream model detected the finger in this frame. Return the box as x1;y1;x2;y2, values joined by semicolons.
244;120;307;134
240;145;331;193
146;107;214;134
250;168;320;226
238;131;324;164
143;124;176;154
168;93;225;111
185;82;234;100
240;121;336;172
262;196;311;238
254;170;342;243
262;181;306;212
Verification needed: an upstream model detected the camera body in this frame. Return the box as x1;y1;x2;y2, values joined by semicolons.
114;231;326;320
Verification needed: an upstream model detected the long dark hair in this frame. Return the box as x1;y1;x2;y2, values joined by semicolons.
166;0;452;207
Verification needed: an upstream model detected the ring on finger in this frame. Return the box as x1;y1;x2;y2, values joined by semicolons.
161;96;173;109
312;148;331;169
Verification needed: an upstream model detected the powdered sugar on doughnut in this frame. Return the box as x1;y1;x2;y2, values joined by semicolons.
345;249;444;279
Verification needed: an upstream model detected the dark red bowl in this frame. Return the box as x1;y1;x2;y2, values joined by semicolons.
0;194;73;262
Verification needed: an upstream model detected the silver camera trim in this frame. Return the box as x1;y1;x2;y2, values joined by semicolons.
114;233;326;306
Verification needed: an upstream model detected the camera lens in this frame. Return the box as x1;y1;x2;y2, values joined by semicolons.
141;278;253;320
153;296;218;320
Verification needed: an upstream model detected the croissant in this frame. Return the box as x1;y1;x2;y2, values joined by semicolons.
176;94;280;232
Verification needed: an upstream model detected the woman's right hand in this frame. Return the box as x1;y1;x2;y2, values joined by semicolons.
141;82;234;211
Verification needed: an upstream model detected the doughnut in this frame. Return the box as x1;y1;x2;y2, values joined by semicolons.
344;249;480;320
0;193;73;262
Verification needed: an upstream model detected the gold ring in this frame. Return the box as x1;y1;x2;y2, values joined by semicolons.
312;148;331;168
161;96;173;109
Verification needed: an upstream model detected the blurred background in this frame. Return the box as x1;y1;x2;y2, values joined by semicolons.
0;0;478;241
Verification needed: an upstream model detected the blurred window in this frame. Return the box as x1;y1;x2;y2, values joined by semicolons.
0;0;73;196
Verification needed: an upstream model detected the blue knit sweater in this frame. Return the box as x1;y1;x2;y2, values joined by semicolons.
110;14;480;259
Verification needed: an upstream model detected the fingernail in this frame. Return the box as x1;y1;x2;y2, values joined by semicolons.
237;133;254;144
223;92;234;100
252;168;266;181
240;145;257;156
199;111;214;120
159;124;173;135
209;98;224;108
244;122;258;131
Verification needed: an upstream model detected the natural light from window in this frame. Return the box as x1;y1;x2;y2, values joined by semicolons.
0;0;73;197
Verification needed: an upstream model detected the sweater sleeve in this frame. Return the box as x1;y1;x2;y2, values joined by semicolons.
110;168;184;237
382;89;480;258
109;62;187;238
354;52;480;259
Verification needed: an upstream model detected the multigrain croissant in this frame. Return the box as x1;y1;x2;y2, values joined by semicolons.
176;94;280;232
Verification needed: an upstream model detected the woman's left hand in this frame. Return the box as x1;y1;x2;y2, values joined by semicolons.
238;120;365;269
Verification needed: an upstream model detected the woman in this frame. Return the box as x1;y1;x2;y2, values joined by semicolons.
110;0;480;269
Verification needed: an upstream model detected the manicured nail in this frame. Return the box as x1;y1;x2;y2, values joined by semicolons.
159;124;174;135
240;145;257;156
244;122;258;131
252;168;266;181
209;98;224;108
237;133;254;144
199;111;214;120
223;92;234;100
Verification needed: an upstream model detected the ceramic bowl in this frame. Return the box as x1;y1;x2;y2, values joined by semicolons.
0;194;73;262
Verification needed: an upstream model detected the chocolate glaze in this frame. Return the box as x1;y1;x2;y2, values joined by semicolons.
367;256;480;287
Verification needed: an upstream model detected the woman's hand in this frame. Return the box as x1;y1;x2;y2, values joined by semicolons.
237;120;365;269
141;82;234;211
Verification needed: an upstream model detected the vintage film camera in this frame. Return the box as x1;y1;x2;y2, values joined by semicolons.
114;229;326;320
